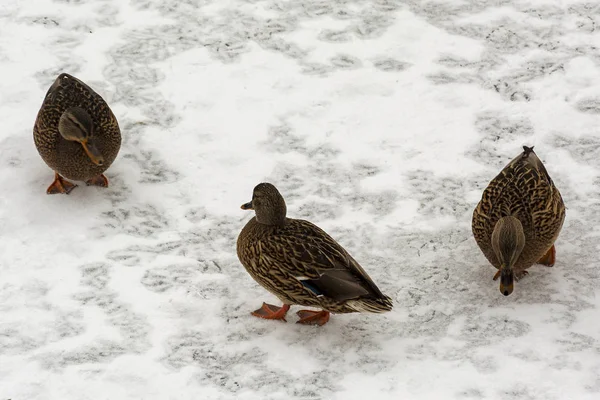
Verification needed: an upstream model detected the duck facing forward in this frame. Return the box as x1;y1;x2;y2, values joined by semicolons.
472;146;566;296
33;73;121;194
237;183;393;326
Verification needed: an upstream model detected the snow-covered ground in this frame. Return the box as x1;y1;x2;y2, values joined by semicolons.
1;0;600;399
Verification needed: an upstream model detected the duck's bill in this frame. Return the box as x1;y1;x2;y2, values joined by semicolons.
81;140;105;166
240;201;253;210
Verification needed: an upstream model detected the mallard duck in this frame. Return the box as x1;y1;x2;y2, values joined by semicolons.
33;73;121;194
237;182;393;326
472;146;566;296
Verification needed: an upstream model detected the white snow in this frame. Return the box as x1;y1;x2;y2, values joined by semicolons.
1;0;600;399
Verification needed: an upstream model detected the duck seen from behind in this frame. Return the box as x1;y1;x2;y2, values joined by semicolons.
33;73;121;194
472;146;566;296
237;183;393;326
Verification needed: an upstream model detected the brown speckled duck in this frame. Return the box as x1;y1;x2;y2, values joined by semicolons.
33;73;121;194
237;182;393;326
472;146;566;296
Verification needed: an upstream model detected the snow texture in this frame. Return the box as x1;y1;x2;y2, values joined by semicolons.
1;0;600;399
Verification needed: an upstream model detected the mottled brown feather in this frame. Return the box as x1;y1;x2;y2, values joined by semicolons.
472;146;566;276
33;73;121;181
237;183;393;314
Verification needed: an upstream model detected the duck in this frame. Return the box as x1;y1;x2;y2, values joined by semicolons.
236;182;393;326
33;73;121;194
472;146;566;296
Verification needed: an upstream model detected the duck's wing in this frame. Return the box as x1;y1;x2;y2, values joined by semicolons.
474;146;564;239
259;219;386;302
518;147;566;239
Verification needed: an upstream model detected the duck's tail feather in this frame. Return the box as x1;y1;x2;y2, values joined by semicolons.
346;295;393;313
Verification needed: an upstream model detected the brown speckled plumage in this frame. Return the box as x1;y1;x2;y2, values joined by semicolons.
472;146;566;279
237;183;393;315
33;73;121;181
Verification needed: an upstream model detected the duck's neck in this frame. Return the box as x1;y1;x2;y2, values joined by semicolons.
491;216;525;270
256;213;286;226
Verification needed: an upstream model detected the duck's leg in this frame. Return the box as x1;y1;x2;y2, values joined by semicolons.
296;310;330;326
85;174;109;188
46;172;77;195
493;270;500;281
251;303;290;322
537;245;556;267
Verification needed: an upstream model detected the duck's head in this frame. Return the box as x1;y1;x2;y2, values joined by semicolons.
58;107;104;166
241;182;287;225
491;216;525;296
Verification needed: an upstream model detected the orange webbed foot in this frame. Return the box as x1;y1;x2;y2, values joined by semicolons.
251;303;290;322
537;245;556;267
296;310;330;326
85;174;109;188
46;172;77;195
